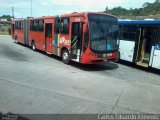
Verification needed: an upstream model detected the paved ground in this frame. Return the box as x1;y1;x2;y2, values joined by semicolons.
0;35;160;115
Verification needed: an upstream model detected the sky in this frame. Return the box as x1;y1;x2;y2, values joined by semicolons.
0;0;156;18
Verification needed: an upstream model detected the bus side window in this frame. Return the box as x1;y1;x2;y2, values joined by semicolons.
33;20;38;31
46;24;52;38
17;21;21;30
122;25;136;41
38;20;44;32
30;20;38;31
119;25;124;40
18;22;21;29
30;21;34;31
60;18;69;34
54;18;60;34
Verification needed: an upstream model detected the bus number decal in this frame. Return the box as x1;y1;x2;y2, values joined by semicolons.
75;18;81;22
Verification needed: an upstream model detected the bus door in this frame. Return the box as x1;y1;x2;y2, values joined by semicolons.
151;27;160;69
45;23;53;53
135;26;157;67
11;24;15;38
71;22;83;62
24;19;29;45
119;25;136;62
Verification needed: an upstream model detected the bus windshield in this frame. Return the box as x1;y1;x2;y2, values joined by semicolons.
88;14;119;52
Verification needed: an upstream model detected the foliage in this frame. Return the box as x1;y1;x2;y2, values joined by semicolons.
0;15;12;21
104;0;160;19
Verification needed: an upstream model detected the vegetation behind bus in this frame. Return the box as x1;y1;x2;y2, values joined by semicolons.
104;0;160;20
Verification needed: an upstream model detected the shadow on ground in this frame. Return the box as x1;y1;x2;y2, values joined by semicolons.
70;61;119;71
17;43;119;71
0;43;28;62
119;60;160;75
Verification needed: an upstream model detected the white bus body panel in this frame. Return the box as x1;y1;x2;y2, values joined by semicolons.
151;48;160;69
119;40;135;62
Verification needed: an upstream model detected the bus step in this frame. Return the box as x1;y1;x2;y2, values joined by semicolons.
142;59;149;63
71;54;77;59
136;61;148;67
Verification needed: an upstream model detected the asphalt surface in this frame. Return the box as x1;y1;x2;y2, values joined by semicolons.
0;35;160;115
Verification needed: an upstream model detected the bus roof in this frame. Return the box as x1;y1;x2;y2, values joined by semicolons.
12;12;117;22
119;20;160;25
29;16;55;20
12;18;24;22
61;12;116;18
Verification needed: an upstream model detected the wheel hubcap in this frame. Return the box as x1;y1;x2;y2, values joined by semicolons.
63;52;68;60
32;44;35;50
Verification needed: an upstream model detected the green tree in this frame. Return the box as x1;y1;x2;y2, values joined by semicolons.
0;15;12;21
104;0;160;19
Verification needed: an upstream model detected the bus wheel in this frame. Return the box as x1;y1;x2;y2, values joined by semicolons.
31;41;36;51
62;49;70;64
15;37;18;43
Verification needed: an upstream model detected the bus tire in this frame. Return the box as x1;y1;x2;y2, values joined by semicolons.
15;36;18;43
62;49;70;64
31;41;36;51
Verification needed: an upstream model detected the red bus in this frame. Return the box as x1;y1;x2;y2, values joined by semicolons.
11;12;119;64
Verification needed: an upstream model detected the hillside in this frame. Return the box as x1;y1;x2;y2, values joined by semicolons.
104;0;160;20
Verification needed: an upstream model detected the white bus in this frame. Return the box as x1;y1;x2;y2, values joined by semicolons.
118;20;160;70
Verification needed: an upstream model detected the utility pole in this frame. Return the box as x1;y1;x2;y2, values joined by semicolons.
31;0;32;17
12;6;14;19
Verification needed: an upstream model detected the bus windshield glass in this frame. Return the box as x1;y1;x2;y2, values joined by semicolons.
88;14;119;52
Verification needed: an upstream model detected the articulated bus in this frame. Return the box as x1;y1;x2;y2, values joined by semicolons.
119;20;160;70
11;12;119;64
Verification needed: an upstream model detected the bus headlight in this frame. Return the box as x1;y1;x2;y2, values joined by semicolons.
107;53;113;57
